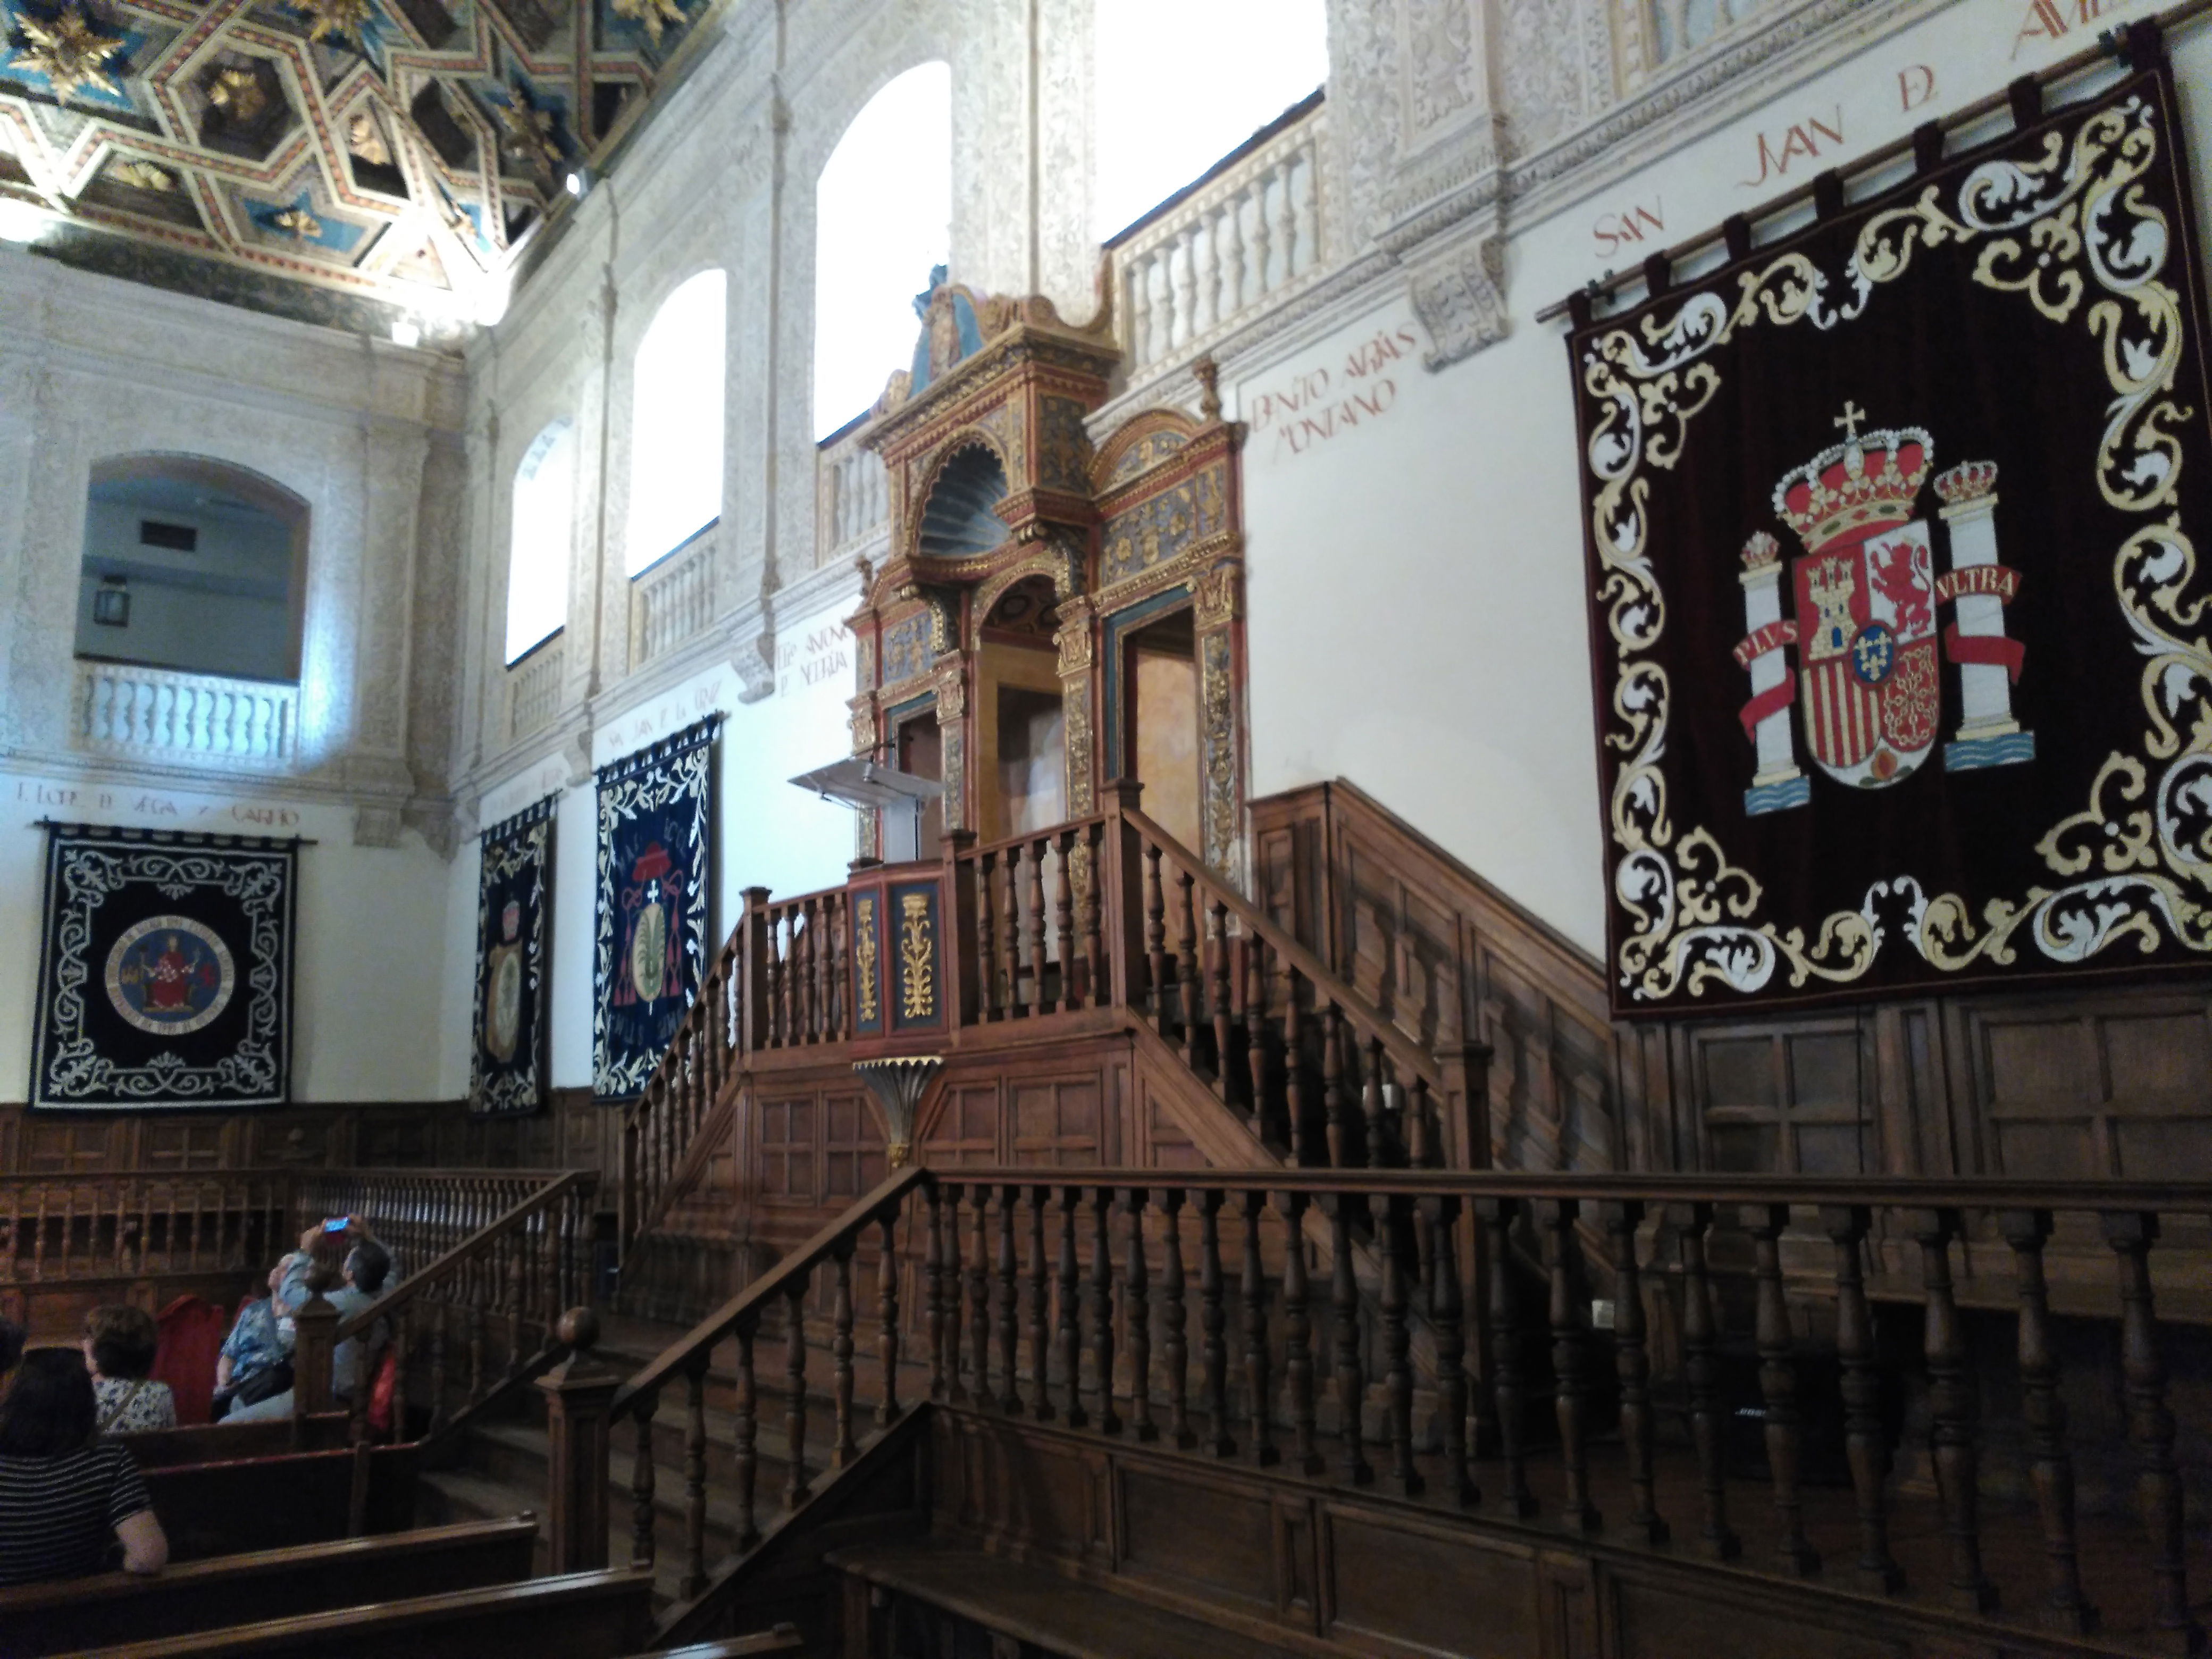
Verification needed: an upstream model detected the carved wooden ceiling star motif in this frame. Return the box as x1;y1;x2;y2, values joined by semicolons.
271;206;321;238
286;0;371;46
346;110;390;166
205;64;266;121
495;96;561;176
610;0;683;48
111;157;173;191
13;4;125;102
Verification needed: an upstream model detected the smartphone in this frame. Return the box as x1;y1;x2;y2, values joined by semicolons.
322;1217;349;1233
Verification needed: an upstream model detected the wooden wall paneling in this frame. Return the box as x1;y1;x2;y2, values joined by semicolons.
1008;1070;1104;1167
1682;1013;1878;1178
759;1093;820;1205
1115;1458;1283;1621
823;1091;889;1205
1598;1563;1907;1659
920;1078;1003;1167
1320;1503;1543;1659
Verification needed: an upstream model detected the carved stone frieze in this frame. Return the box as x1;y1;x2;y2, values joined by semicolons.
1406;217;1510;368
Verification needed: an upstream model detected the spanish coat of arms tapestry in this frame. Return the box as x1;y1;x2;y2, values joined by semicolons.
1571;54;2212;1017
593;713;720;1099
470;795;556;1118
29;825;297;1109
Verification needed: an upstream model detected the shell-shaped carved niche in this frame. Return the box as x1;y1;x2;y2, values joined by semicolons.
917;443;1009;560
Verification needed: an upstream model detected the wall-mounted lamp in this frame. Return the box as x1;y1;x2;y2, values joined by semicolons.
93;577;130;628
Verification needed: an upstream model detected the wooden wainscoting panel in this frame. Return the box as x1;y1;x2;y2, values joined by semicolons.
1010;1074;1104;1166
823;1091;888;1204
1687;1015;1877;1177
1602;1565;1907;1659
18;1117;124;1173
921;1079;1003;1166
758;1095;818;1205
1116;1461;1281;1618
937;1411;1110;1565
1320;1506;1540;1659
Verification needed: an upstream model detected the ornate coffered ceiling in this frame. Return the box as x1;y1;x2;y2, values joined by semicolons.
0;0;716;337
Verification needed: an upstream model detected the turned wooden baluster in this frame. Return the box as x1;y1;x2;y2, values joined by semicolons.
777;914;795;1044
1602;1201;1663;1544
1026;842;1049;1019
681;1357;709;1597
1381;1196;1423;1497
1321;1193;1371;1485
802;901;820;1042
1276;1191;1321;1474
784;1280;811;1509
877;1211;903;1426
1237;1191;1277;1467
1424;1196;1477;1507
1080;826;1104;1009
1674;1202;1737;1559
1361;1038;1387;1169
1280;975;1308;1165
1320;1004;1347;1167
1091;1187;1121;1435
1026;1185;1053;1420
924;1182;947;1400
1159;1194;1194;1451
733;1315;761;1549
1537;1200;1596;1529
831;1243;858;1466
629;1390;658;1569
1054;831;1077;1013
1209;902;1235;1104
1176;869;1204;1075
1996;1209;2087;1629
969;1185;993;1411
1243;940;1273;1142
941;1183;967;1404
1822;1205;1899;1592
1908;1208;1995;1612
1196;1190;1233;1455
2104;1210;2195;1648
1057;1185;1087;1428
1122;1188;1155;1442
1743;1204;1816;1571
1143;843;1169;1033
976;850;1000;1020
995;1183;1020;1417
1004;849;1026;1021
1477;1197;1534;1516
427;1304;450;1437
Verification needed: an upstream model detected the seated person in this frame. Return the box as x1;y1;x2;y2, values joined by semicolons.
225;1235;392;1423
211;1258;294;1420
84;1305;176;1434
0;1348;169;1585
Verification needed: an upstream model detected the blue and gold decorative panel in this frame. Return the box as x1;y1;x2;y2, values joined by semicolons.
882;612;934;685
887;879;943;1033
848;890;884;1038
1102;465;1228;586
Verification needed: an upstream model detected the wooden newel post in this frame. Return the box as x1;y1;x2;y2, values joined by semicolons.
941;829;979;1027
538;1308;619;1574
1103;780;1146;1011
293;1292;338;1417
739;886;772;1054
1434;1041;1495;1171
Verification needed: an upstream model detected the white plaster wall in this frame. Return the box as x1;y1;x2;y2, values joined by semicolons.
1233;0;2212;960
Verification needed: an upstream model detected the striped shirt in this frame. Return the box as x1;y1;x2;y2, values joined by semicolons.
0;1442;154;1587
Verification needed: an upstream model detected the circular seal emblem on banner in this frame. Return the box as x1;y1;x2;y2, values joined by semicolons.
105;915;235;1036
487;899;524;1062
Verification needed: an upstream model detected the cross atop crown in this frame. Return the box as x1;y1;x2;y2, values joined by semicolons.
1834;401;1869;441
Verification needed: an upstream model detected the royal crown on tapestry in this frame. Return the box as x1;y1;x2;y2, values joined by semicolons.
1569;38;2212;1016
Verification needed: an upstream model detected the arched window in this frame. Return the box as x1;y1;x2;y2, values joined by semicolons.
813;62;951;439
507;418;575;663
76;454;308;683
626;269;726;575
1094;1;1327;239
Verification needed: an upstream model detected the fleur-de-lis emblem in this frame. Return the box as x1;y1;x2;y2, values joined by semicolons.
14;3;125;102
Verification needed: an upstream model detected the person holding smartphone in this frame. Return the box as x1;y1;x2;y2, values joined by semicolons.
226;1221;392;1424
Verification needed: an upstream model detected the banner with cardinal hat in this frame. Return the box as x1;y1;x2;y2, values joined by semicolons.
593;713;720;1098
1570;48;2212;1016
29;825;297;1110
470;795;556;1118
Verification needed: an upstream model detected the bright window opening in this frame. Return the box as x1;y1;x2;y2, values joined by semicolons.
626;269;726;574
506;418;575;663
813;62;952;440
1094;1;1327;240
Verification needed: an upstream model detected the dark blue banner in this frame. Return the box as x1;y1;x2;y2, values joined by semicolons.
471;795;556;1117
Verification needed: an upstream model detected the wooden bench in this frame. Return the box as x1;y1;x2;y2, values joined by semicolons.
116;1414;351;1469
53;1566;657;1659
145;1443;419;1561
830;1540;1293;1659
0;1518;537;1659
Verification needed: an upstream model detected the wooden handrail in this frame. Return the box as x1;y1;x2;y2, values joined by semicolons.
333;1170;598;1342
611;1166;928;1414
1119;803;1446;1093
956;811;1108;862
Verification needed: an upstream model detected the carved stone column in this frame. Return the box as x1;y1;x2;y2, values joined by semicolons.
1054;595;1097;818
933;657;969;835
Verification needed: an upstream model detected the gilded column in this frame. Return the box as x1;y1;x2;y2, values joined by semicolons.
1053;595;1097;818
934;658;969;834
1193;563;1244;882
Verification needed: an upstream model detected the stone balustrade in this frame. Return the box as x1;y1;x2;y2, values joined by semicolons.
630;523;717;671
508;635;566;743
74;659;299;769
1110;103;1326;381
817;422;889;573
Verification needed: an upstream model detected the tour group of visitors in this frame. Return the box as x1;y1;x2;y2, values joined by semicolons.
0;1215;394;1588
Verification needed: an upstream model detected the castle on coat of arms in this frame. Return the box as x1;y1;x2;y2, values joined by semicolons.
1733;404;2035;816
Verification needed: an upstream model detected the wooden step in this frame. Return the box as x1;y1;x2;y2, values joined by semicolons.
830;1538;1295;1659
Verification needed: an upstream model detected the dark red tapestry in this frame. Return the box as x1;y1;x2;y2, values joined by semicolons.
1571;54;2212;1017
